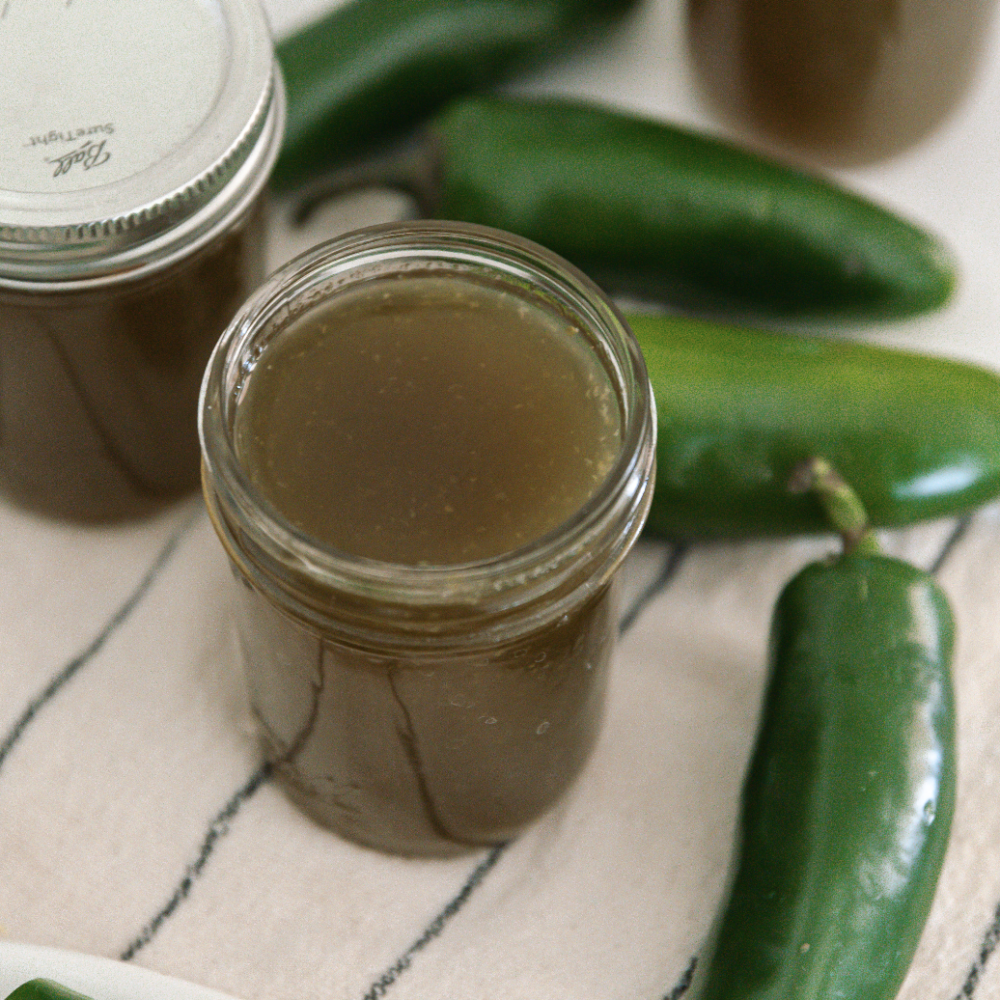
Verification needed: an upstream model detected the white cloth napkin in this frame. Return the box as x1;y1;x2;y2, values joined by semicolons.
3;498;1000;1000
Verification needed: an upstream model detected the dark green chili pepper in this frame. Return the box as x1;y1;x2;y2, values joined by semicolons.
625;310;1000;538
690;459;956;1000
272;0;638;189
4;981;93;1000
418;95;955;319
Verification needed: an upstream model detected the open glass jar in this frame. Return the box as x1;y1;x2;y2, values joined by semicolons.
199;222;657;856
0;0;284;521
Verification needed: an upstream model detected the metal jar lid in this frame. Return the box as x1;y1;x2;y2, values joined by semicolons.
0;0;284;285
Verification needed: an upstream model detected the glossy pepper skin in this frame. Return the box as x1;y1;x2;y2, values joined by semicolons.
273;0;638;188
427;96;955;320
691;553;956;1000
626;311;1000;538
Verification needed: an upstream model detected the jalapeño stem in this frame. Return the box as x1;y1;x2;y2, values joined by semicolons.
789;457;882;556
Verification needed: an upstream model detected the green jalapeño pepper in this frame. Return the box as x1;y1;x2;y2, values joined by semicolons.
626;311;1000;538
420;96;955;320
4;982;94;1000
273;0;638;188
691;459;956;1000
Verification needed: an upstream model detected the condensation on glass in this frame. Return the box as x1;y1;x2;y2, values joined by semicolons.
199;222;658;856
687;0;997;164
0;0;284;521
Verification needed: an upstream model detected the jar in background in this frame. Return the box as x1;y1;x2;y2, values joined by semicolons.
199;222;657;856
687;0;997;165
0;0;284;521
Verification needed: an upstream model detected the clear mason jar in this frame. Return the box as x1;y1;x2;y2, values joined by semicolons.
0;0;284;521
199;221;657;856
687;0;997;165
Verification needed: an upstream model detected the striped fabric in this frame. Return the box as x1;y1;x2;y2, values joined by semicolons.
3;488;1000;999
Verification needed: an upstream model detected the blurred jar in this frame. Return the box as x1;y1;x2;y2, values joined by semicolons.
0;0;284;521
200;222;657;856
687;0;997;164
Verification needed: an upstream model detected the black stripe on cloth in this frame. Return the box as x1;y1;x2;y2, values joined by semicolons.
119;761;272;962
0;508;199;778
954;904;1000;1000
360;845;508;1000
944;512;1000;1000
662;956;697;1000
619;543;689;636
954;903;1000;1000
930;515;973;575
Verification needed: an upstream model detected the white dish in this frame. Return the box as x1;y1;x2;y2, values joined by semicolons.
0;942;240;1000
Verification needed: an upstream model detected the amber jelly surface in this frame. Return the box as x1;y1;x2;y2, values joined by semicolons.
234;272;623;565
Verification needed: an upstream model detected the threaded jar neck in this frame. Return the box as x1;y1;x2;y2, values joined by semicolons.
200;222;656;650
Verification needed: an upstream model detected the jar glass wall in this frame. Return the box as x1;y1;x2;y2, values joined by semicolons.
687;0;997;165
0;202;268;521
199;221;657;856
0;0;283;521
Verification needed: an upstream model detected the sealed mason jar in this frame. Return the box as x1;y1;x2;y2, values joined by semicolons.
199;221;657;856
0;0;284;521
687;0;997;165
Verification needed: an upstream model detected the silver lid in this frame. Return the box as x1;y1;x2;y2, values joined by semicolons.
0;0;283;284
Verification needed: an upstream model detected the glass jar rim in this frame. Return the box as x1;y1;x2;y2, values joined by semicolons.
199;221;656;638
